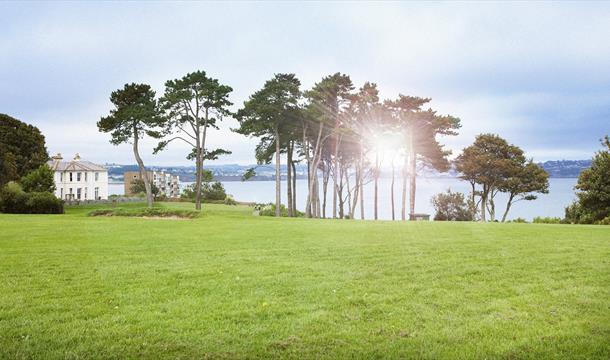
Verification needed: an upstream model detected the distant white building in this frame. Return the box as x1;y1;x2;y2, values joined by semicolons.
47;153;108;200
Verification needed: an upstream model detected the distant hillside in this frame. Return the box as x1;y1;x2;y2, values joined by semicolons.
105;160;590;182
538;160;591;178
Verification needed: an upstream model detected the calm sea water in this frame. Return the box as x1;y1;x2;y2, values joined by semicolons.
109;177;578;221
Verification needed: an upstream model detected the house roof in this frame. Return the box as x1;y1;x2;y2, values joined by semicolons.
47;153;106;172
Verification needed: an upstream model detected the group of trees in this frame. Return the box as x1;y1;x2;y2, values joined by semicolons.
99;71;461;218
0;114;63;214
95;70;604;224
98;71;233;209
235;73;461;220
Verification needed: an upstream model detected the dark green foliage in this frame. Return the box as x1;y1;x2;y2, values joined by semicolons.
88;207;200;219
256;203;303;217
19;164;55;193
455;134;548;222
130;179;160;198
224;195;237;206
0;182;63;214
565;136;610;224
97;83;164;145
533;217;563;224
25;192;64;214
202;182;227;201
181;171;228;202
0;114;48;186
0;182;29;213
241;168;256;181
431;190;475;221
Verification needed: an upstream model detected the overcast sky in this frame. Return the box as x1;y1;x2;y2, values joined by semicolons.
1;1;609;166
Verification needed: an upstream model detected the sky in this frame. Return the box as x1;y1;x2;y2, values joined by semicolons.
1;1;609;166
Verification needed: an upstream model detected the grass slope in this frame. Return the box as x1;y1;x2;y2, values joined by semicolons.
0;203;609;359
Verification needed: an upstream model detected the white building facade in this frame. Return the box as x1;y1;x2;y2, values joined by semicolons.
48;153;109;200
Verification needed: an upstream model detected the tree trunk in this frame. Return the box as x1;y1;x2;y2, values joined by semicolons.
409;140;416;220
391;157;395;221
359;146;365;220
322;164;329;218
501;193;515;222
275;128;281;217
338;164;344;219
401;155;408;221
332;135;339;219
195;146;202;210
480;185;487;222
287;142;293;217
350;166;360;219
374;152;379;220
132;126;153;208
291;160;297;213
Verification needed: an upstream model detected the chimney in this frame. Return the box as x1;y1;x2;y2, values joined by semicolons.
73;153;81;161
51;153;63;161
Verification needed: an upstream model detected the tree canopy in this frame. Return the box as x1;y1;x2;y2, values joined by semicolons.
565;136;610;224
98;83;163;208
0;113;48;186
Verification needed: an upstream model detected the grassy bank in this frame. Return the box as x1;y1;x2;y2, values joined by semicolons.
0;203;608;359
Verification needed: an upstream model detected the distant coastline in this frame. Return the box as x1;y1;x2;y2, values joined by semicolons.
106;160;590;182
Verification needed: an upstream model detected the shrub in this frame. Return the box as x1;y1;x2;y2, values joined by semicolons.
533;216;562;224
256;203;303;217
26;192;64;214
202;181;227;201
88;207;199;219
0;182;63;214
509;217;528;223
0;182;29;213
224;195;237;205
431;189;476;221
20;164;55;193
596;216;610;225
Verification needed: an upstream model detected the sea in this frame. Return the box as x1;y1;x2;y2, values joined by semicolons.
109;177;578;221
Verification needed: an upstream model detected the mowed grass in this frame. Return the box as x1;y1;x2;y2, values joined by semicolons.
0;203;609;359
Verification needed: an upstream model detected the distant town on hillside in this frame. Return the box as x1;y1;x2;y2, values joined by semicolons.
105;160;592;183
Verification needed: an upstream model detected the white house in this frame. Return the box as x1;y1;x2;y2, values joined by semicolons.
47;153;108;200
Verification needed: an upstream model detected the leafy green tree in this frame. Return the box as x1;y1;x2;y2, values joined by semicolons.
235;73;301;217
0;114;48;186
431;189;476;221
565;136;610;224
455;134;527;221
202;182;227;201
499;160;549;222
20;164;55;193
130;179;160;198
157;70;233;211
98;83;163;208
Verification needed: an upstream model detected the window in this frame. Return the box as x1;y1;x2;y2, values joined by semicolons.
69;172;73;182
94;187;99;200
60;188;63;198
95;172;99;181
60;173;63;182
85;172;88;181
77;188;81;200
84;187;87;199
77;172;81;181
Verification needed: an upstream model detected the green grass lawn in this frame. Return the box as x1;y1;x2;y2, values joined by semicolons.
1;203;609;359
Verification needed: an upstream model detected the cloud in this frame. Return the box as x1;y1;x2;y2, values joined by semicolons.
1;2;609;165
